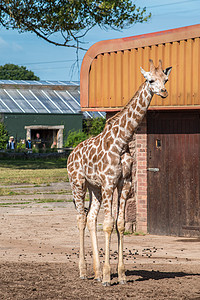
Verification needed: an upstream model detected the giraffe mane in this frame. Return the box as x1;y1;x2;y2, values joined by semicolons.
105;82;145;126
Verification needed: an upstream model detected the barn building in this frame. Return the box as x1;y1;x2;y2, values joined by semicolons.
0;80;103;149
80;24;200;237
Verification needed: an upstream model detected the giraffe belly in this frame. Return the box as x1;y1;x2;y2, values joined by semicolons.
85;173;102;187
84;164;122;188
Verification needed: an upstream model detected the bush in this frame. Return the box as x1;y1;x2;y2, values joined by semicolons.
65;130;88;148
65;117;106;149
0;122;8;150
83;117;106;136
16;141;26;152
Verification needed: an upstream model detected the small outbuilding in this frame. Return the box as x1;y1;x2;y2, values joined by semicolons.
0;80;102;149
80;24;200;237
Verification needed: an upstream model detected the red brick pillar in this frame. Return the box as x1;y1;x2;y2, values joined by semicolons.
124;117;148;233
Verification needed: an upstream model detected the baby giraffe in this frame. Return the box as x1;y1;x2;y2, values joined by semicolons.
67;59;172;285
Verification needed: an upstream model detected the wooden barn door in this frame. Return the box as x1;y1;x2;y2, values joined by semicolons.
147;111;200;236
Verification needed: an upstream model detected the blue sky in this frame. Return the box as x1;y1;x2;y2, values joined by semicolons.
0;0;199;81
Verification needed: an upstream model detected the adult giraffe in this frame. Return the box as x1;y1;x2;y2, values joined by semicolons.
67;59;172;285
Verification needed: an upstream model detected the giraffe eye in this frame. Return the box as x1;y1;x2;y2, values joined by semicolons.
149;80;155;84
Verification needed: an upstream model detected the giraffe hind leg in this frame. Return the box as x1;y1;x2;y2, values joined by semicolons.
116;177;132;284
117;152;132;284
87;186;102;281
101;185;115;286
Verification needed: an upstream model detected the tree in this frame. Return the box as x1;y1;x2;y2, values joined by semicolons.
0;64;40;80
65;117;106;148
0;1;151;50
0;121;8;150
83;117;106;136
65;129;88;148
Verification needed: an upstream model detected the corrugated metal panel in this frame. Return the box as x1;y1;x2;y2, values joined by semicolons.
81;24;200;111
88;37;200;109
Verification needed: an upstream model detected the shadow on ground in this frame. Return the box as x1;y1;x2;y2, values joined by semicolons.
109;269;200;285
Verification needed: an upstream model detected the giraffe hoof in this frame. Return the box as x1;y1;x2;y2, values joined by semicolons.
94;277;101;282
102;281;111;287
119;280;127;285
80;275;87;280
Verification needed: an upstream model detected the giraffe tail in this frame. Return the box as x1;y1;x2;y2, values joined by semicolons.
73;198;77;209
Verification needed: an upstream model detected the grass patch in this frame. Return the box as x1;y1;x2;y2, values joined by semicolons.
0;157;67;170
0;188;24;196
133;231;146;236
0;201;31;207
0;188;12;196
123;231;146;236
0;158;68;185
35;199;73;204
0;189;72;196
36;191;72;195
124;231;132;236
0;198;73;207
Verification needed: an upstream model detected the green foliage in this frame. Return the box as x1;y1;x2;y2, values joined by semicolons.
0;1;151;49
16;140;26;152
0;64;40;80
83;117;106;136
65;130;88;148
0;122;8;150
65;117;106;148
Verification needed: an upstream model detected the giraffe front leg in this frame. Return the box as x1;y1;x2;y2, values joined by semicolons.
77;213;87;279
117;219;126;284
117;178;132;284
87;189;102;281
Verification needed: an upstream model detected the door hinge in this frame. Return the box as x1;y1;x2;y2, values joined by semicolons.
147;167;159;172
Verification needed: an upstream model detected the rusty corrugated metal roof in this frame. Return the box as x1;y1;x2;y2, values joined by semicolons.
80;24;200;111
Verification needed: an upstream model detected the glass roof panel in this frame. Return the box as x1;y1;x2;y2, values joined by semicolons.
68;90;80;104
6;89;36;113
19;90;47;113
0;80;18;84
57;91;81;112
33;90;61;113
45;90;72;113
0;99;9;112
0;89;22;112
0;80;80;86
0;82;103;117
21;80;42;85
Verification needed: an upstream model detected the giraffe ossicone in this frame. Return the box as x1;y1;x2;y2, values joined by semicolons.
67;59;172;285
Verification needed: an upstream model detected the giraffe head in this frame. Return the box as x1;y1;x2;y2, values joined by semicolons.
140;59;172;98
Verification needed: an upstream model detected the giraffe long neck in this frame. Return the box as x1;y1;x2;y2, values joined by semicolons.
105;81;153;152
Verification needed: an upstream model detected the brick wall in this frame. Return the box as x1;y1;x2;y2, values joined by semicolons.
125;117;148;233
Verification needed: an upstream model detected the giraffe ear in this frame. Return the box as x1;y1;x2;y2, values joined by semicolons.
140;67;150;80
163;66;172;77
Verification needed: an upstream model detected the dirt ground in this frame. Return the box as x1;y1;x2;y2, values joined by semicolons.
0;183;200;300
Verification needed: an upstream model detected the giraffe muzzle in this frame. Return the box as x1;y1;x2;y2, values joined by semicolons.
160;90;168;98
